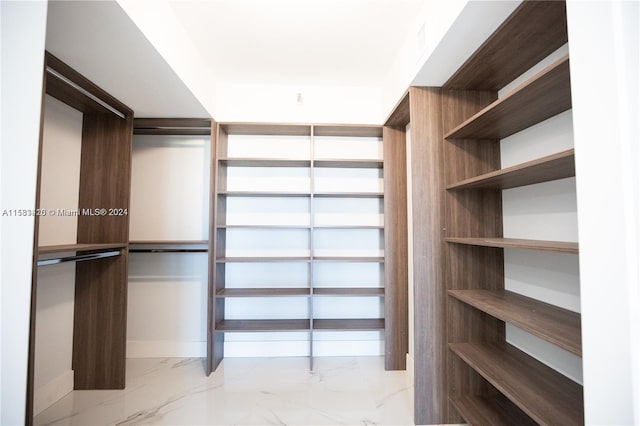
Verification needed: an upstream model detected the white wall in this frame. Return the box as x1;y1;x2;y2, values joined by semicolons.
38;96;82;246
566;1;640;423
0;1;48;424
215;83;383;124
32;96;84;414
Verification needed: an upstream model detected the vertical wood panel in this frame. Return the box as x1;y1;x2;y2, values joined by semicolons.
74;111;133;389
72;254;128;389
441;89;504;419
208;121;223;373
407;87;449;424
77;113;133;244
383;126;408;370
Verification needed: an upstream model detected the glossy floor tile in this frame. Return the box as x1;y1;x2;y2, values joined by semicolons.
34;357;414;425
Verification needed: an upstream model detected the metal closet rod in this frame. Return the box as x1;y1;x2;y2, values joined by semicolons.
46;67;126;119
37;250;122;267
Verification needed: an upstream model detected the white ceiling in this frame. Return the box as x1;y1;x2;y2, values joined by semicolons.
168;0;423;86
45;1;210;118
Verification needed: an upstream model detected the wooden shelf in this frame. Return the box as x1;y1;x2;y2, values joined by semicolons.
313;125;382;138
216;288;310;297
216;256;311;263
447;149;575;190
445;55;571;140
219;158;310;167
38;242;126;255
218;225;311;230
446;237;578;254
314;192;384;198
443;1;568;90
313;288;384;297
221;123;311;136
449;342;584;425
450;395;537;426
313;159;383;168
219;191;310;198
129;240;207;245
314;318;384;331
215;319;310;332
448;289;581;356
313;225;384;229
314;256;384;263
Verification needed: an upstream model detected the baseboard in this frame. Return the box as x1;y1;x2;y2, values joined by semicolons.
34;370;74;416
406;353;415;385
126;340;206;358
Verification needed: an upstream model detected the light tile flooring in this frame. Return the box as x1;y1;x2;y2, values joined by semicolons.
35;357;415;425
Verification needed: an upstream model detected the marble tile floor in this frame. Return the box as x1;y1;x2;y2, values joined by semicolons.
35;357;415;426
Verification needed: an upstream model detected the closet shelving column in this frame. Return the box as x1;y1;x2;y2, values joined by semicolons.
209;124;314;372
441;1;583;425
27;52;134;423
311;125;386;366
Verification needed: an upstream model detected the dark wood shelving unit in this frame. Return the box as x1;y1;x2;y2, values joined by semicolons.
446;149;575;190
314;318;385;331
443;1;568;91
449;342;584;425
313;288;384;297
216;319;311;332
450;395;537;426
381;2;579;424
208;122;401;374
216;288;311;297
449;289;581;356
445;55;571;140
446;237;578;254
28;53;136;423
38;242;127;255
129;240;208;246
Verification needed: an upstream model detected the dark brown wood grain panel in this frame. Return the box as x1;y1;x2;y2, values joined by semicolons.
207;120;219;374
382;125;408;370
73;254;128;389
313;287;384;297
451;394;537;426
133;118;212;136
314;318;384;331
384;91;410;127
404;87;451;424
314;125;382;137
221;123;311;136
216;319;310;332
450;342;584;425
447;149;575;190
449;289;582;356
217;288;311;297
26;63;48;425
45;52;133;117
77;113;133;244
445;56;571;140
38;243;126;254
446;237;579;254
444;1;568;90
441;89;504;421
